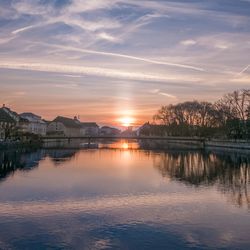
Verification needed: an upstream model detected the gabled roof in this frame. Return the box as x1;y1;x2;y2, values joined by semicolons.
81;122;99;128
52;116;81;128
101;126;120;131
19;117;29;123
0;108;17;123
20;112;41;119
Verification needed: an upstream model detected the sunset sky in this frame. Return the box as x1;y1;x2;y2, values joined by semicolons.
0;0;250;127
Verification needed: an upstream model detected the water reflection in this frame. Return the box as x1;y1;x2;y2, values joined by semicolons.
153;150;250;209
1;144;249;210
0;149;79;181
0;142;250;249
48;149;78;166
44;138;140;150
0;150;44;181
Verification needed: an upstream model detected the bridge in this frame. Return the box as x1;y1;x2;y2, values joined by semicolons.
42;135;205;142
41;136;250;150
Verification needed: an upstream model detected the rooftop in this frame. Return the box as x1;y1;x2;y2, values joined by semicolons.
0;107;18;123
81;122;99;128
20;112;41;119
52;116;81;128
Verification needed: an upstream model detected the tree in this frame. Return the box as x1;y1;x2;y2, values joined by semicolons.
247;105;250;120
153;89;250;139
153;105;176;125
217;89;250;121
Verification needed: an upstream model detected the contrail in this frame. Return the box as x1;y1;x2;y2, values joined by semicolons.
0;62;201;83
12;25;36;35
238;64;250;75
39;43;205;72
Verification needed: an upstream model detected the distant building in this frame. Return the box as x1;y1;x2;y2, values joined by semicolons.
0;128;5;140
80;122;99;136
136;122;150;136
20;113;47;136
47;116;81;137
100;126;121;136
0;105;19;139
136;122;167;136
121;126;135;137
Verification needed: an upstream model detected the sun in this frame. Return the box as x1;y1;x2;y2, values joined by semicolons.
119;117;134;127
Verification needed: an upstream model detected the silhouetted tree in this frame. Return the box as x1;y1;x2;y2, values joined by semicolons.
152;89;250;139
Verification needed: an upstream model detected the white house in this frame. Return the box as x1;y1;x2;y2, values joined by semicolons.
0;105;19;140
100;126;121;136
80;122;99;136
47;116;81;137
20;113;47;136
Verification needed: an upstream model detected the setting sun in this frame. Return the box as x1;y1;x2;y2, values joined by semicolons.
119;117;135;127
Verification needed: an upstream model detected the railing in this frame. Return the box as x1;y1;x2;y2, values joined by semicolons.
42;135;206;142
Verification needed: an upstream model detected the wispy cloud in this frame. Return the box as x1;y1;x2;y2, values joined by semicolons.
97;32;120;43
180;40;197;46
38;43;205;72
158;92;177;99
0;62;201;83
238;65;250;75
12;25;36;35
1;0;250;122
149;89;177;99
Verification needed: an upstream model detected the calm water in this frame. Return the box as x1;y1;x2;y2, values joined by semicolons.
0;140;249;250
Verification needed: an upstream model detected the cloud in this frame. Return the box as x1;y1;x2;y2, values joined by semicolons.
97;32;120;43
54;83;79;89
0;36;16;45
0;62;201;83
158;92;177;99
149;89;176;99
62;74;84;78
238;65;250;75
1;0;250;114
39;43;205;72
12;25;36;34
180;40;197;46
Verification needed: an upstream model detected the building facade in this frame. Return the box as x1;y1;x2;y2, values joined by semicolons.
47;116;81;137
20;113;47;136
0;105;19;140
80;122;99;136
100;126;121;136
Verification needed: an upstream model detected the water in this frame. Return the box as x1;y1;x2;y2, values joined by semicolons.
0;140;249;249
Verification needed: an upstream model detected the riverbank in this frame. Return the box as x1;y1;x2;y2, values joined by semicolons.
2;137;250;151
0;140;42;150
138;137;250;151
205;139;250;150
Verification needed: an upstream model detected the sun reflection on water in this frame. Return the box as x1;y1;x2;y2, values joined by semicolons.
99;140;139;150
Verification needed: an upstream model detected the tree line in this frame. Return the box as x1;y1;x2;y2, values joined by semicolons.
146;89;250;139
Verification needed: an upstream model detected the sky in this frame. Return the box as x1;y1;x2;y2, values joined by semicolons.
0;0;250;127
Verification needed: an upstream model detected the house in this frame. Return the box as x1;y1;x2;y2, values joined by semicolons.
80;122;99;136
20;113;47;136
47;116;81;137
0;105;19;139
121;126;135;137
100;126;121;136
0;128;5;140
136;122;150;136
136;122;168;137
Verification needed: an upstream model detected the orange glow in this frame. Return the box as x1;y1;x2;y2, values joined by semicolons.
119;117;135;127
99;140;139;150
121;142;129;149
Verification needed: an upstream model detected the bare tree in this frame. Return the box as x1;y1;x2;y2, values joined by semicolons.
153;105;176;125
218;89;250;121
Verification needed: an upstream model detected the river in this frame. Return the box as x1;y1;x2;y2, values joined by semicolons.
0;140;249;249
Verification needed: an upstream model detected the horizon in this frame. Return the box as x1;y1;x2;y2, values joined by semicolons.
1;87;247;129
1;0;250;127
